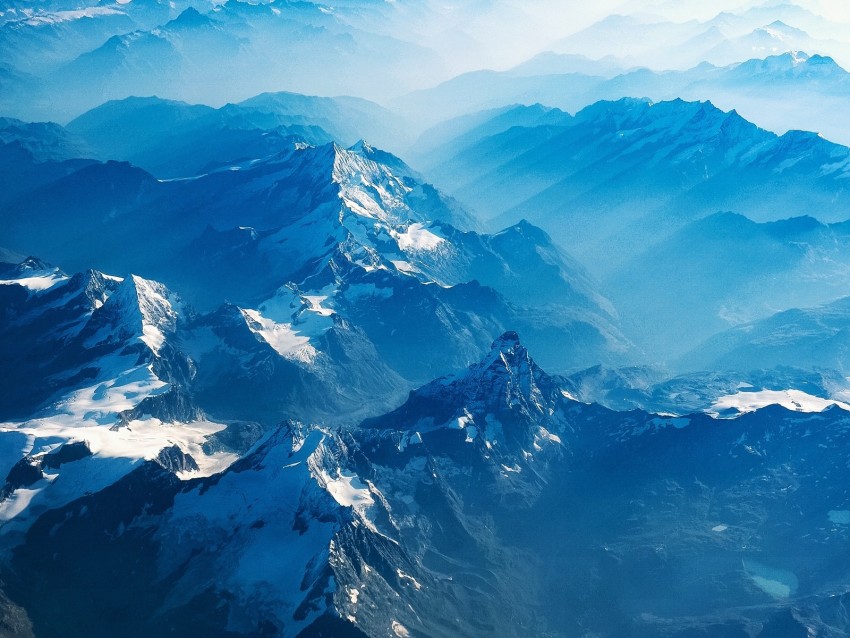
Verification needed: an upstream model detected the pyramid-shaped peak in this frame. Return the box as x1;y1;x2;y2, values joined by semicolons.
420;330;555;414
98;274;179;355
360;329;570;460
492;331;521;349
477;331;538;384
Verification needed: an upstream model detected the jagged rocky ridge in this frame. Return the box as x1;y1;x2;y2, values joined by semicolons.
417;97;850;265
3;333;850;637
408;97;850;359
0;208;623;542
0;137;632;382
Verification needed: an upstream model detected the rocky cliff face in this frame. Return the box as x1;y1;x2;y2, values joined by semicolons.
4;333;850;637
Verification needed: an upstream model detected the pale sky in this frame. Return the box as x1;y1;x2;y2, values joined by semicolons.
432;0;850;72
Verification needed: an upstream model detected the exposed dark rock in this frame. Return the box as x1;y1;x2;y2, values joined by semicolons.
119;387;204;425
201;421;264;456
154;445;199;474
2;461;42;498
42;442;92;470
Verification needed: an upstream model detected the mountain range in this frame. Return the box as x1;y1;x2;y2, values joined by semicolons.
550;7;850;69
412;98;850;273
685;293;850;375
3;332;850;636
64;93;411;177
608;212;850;358
0;0;447;121
398;51;850;146
6;2;850;635
0;125;632;404
11;93;850;369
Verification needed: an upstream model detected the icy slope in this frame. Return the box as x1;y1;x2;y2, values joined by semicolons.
8;333;850;636
2;138;631;377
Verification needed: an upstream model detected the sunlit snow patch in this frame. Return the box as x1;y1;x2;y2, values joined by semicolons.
391;223;445;252
0;269;67;291
302;295;334;317
245;285;341;364
240;309;319;364
391;260;419;275
743;559;798;599
709;389;850;417
321;471;374;511
0;359;239;533
0;411;239;533
396;569;422;590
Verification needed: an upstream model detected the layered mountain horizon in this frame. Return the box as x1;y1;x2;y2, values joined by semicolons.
4;1;850;636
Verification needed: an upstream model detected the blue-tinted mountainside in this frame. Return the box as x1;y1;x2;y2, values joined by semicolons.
4;334;850;637
606;213;850;358
66;94;411;176
414;98;850;273
685;294;850;375
0;131;632;415
0;0;446;121
398;51;850;144
5;2;850;635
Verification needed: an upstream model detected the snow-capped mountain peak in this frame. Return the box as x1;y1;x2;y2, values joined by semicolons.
88;273;178;356
0;255;68;292
435;330;555;417
362;331;570;465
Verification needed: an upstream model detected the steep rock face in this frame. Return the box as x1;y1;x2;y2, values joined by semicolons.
356;332;578;522
3;136;631;378
0;262;121;418
77;274;180;362
182;300;409;424
119;386;205;424
363;331;571;471
9;333;850;637
418;97;850;275
404;330;563;413
0;442;94;499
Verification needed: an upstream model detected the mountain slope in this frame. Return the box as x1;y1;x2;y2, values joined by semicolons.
0;118;97;203
415;98;850;276
66;93;411;177
606;212;850;359
684;295;850;375
6;333;850;636
398;51;850;147
0;249;412;429
0;257;267;538
549;7;850;70
0;137;630;377
35;2;445;121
